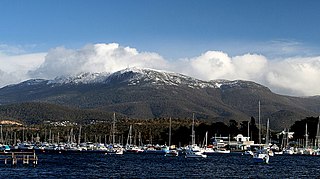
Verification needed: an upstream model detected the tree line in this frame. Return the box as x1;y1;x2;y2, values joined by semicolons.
1;116;318;147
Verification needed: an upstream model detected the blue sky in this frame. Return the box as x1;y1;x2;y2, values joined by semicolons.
1;0;320;96
1;0;320;58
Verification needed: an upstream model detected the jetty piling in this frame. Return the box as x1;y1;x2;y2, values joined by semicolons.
0;151;38;166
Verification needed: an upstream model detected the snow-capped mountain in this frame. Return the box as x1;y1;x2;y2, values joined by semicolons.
104;67;217;88
18;67;259;90
0;67;319;130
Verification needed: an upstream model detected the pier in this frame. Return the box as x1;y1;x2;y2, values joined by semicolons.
0;151;38;166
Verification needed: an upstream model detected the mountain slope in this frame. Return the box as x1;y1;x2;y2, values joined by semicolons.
0;68;319;130
0;102;116;125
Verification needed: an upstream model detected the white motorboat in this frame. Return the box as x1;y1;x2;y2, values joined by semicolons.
164;150;179;157
215;148;231;154
105;147;124;155
243;150;254;156
185;148;207;158
253;150;269;164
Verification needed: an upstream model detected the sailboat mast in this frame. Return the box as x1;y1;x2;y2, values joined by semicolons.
0;125;3;144
265;118;269;145
305;122;308;148
70;128;73;143
169;117;172;147
316;116;320;148
205;131;208;148
78;125;82;145
57;132;60;144
192;113;195;145
138;132;141;146
258;101;261;144
149;128;152;145
247;120;250;139
129;125;132;146
286;129;289;148
112;112;116;145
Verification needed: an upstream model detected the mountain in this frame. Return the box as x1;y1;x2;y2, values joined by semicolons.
0;67;319;130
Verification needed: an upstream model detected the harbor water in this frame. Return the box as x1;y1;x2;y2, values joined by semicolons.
0;153;319;178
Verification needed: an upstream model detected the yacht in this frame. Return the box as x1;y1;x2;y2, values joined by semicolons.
185;147;207;158
164;149;179;157
253;150;269;164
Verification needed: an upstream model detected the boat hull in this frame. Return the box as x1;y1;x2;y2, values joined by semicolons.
253;153;269;164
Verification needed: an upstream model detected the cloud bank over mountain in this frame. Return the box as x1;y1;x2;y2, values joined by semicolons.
0;51;46;87
29;43;168;79
0;43;319;96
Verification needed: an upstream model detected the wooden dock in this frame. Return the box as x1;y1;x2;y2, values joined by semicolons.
0;151;38;166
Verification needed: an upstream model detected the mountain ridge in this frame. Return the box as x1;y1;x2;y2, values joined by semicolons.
0;67;319;130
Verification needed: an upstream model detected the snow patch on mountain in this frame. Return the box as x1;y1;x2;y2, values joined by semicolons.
211;79;265;89
114;67;217;89
8;79;48;87
49;72;110;85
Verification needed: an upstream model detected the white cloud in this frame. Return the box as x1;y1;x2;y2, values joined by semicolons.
189;51;234;80
0;52;46;86
0;43;320;96
29;43;168;79
175;51;320;96
266;57;320;96
232;54;268;81
176;52;268;83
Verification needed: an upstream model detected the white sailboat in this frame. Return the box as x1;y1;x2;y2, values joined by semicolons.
314;116;320;155
106;113;124;155
252;101;269;163
202;131;215;155
185;113;207;158
165;117;178;157
316;116;320;148
125;125;143;153
265;118;274;156
243;121;253;156
303;122;313;155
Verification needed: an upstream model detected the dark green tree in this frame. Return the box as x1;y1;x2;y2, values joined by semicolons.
228;120;239;137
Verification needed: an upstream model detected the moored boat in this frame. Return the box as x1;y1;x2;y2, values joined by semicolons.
106;147;124;155
214;148;231;154
125;146;144;154
253;150;269;164
164;150;179;157
185;148;207;158
243;150;254;156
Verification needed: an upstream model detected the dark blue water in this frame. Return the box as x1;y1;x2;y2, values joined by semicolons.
0;153;319;178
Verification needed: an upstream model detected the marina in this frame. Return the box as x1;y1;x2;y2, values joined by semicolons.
1;0;320;178
0;152;319;178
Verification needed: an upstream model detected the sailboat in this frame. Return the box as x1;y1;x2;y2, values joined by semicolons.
303;122;313;155
243;121;253;156
265;119;274;156
281;128;294;155
314;116;320;155
125;125;143;154
202;131;215;155
165;117;178;157
185;113;207;158
105;113;124;155
252;101;269;164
